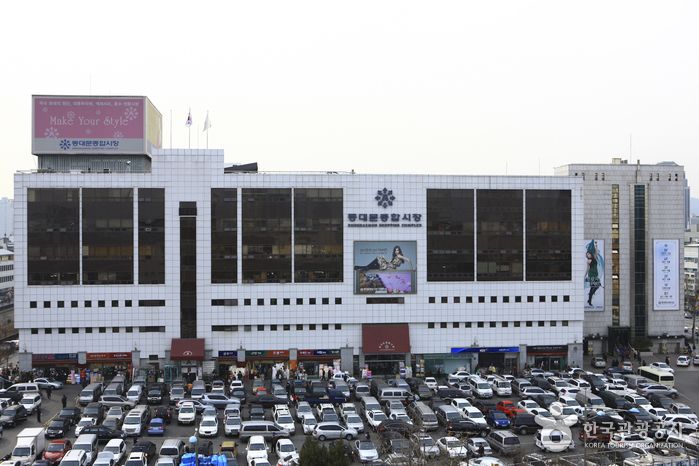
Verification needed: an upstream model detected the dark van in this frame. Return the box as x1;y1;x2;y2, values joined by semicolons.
510;414;539;435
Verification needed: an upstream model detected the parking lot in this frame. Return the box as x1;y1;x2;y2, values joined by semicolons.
2;354;699;466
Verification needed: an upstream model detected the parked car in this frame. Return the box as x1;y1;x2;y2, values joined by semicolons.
147;418;165;436
34;378;64;390
42;440;72;465
353;440;379;463
0;405;28;427
591;357;607;368
80;425;128;442
312;422;358;441
677;356;691;367
436;436;469;459
45;418;72;438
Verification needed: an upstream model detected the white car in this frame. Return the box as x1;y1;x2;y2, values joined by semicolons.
343;413;365;433
295;402;313;421
274;439;298;466
75;416;96;436
463;406;488;427
436;436;468;458
271;404;289;417
198;415;219;437
340;403;356;416
425;377;438;391
677;356;691;367
230;379;244;390
126;385;143;403
365;410;388;430
312;422;358;441
19;394;41;414
246;436;269;463
385;400;407;416
650;362;675;374
178;402;197;425
300;413;318;435
466;457;506;466
103;439;127;464
517;400;540;412
94;452;116;466
622;361;634;372
535;428;575;453
693;355;699;366
388;412;413;425
548;402;578;427
273;411;296;434
34;378;64;389
558;387;581;398
414;434;440;458
353;440;379;463
647;407;670;422
450;371;471;382
662;414;699;431
224;415;242;436
466;437;493;456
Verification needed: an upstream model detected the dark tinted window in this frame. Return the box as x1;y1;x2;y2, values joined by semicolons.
242;189;291;283
211;188;237;283
82;188;133;284
27;189;80;285
427;189;474;281
477;189;523;281
294;188;343;283
138;188;165;284
525;190;571;281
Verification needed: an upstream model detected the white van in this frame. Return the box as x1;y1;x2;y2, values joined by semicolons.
73;434;98;464
468;377;494;399
59;450;88;466
491;376;512;396
122;406;148;436
1;383;40;395
126;385;143;403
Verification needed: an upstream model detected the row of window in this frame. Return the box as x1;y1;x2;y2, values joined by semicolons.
212;323;343;332
0;275;12;283
30;326;165;334
29;299;165;309
574;172;682;182
212;297;343;307
429;295;571;304
0;265;13;271
427;320;570;328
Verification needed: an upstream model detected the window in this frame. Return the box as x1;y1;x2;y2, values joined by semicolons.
514;321;521;327
466;296;473;304
31;328;38;334
283;324;290;331
563;295;570;302
454;297;460;304
99;327;106;333
551;296;558;303
211;188;237;284
270;325;277;331
453;322;460;328
309;298;316;305
72;328;79;334
440;322;447;329
126;327;133;333
270;298;277;306
502;321;509;327
465;322;472;328
527;296;534;303
30;301;37;309
490;322;496;328
539;296;546;303
526;321;533;327
139;300;165;307
71;301;78;308
85;300;92;307
366;297;404;304
86;328;93;333
441;297;448;304
45;328;52;334
477;322;484;328
429;297;436;304
309;324;316;331
112;327;120;333
503;296;509;303
335;298;342;305
335;324;342;330
321;324;329;330
490;296;497;303
211;326;238;332
322;298;329;305
562;321;569;326
296;298;303;305
296;324;303;331
125;300;132;307
98;300;105;308
477;189;523;281
111;300;118;307
257;325;265;331
57;301;64;308
244;325;251;332
428;323;435;329
257;299;264;306
44;301;51;308
284;298;291;305
526;190;571;281
58;328;65;334
140;188;166;284
212;299;238;306
550;321;557;327
538;321;545;327
139;326;165;332
427;189;474;281
515;296;522;303
244;299;251;306
478;296;485;303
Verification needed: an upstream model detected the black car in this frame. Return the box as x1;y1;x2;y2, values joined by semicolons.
436;388;467;402
376;419;418;436
102;418;122;431
621;408;653;424
510;414;539;435
45;418;71;438
414;384;433;400
230;388;246;404
146;385;165;405
472;400;498;415
254;395;287;409
529;394;557;409
153;406;172;424
195;440;214;456
132;440;157;460
248;404;265;421
0;405;28;426
83;403;105;423
650;394;674;410
80;425;127;442
446;419;490;437
56;408;81;426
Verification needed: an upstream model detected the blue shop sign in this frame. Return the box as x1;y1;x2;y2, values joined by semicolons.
218;351;238;358
451;347;520;354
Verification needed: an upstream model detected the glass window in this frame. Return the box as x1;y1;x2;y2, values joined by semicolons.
139;188;165;284
525;190;571;281
427;189;474;281
428;323;435;329
242;189;292;283
82;188;133;284
294;188;343;282
211;188;237;284
477;189;523;281
27;188;80;285
180;215;197;339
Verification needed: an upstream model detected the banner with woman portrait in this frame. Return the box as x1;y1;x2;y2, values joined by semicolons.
584;239;605;311
353;241;417;294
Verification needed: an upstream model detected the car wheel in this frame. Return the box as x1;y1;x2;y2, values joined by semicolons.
318;435;326;441
345;434;353;440
520;427;527;435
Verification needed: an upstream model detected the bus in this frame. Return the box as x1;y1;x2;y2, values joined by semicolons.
637;366;675;387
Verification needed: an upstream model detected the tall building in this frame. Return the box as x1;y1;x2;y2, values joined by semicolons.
14;95;584;378
0;198;13;238
0;248;14;340
556;159;686;356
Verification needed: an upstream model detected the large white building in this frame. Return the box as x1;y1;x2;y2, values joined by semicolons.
15;95;587;378
0;248;13;340
556;159;687;356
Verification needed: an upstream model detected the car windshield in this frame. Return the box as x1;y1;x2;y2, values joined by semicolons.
105;446;120;454
477;383;490;390
493;412;507;419
446;441;461;449
303;417;316;425
279;444;295;453
537;412;553;418
1;409;14;415
226;417;240;425
171;388;184;395
358;441;374;450
79;419;94;426
180;407;194;414
249;443;265;451
277;416;293;423
47;444;66;452
49;420;64;427
419;437;434;447
347;415;361;422
469;411;484;418
124;417;141;425
373;413;387;421
201;419;216;426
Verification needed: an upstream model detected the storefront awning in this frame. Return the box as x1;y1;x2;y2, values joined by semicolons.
170;338;205;360
362;323;410;354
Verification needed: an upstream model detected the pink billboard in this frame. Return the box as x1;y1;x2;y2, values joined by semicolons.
32;95;161;155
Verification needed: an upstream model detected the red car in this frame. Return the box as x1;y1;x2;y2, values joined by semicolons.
496;400;526;419
43;440;72;465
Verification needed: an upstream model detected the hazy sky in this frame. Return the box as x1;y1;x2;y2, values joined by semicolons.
1;1;698;199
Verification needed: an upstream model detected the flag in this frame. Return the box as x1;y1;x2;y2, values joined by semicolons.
203;111;211;132
185;109;192;127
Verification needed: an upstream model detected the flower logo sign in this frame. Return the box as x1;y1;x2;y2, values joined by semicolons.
375;188;395;208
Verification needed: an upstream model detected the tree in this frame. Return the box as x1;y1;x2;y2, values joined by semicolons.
299;437;328;466
326;440;351;466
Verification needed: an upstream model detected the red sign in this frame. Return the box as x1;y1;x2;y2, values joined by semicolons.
362;323;411;354
86;352;131;361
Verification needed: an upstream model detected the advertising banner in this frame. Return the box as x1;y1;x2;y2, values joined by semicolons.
32;95;161;155
584;239;605;311
654;239;680;310
0;287;12;311
353;241;417;294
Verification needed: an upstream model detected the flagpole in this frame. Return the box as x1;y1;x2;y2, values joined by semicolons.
188;126;191;149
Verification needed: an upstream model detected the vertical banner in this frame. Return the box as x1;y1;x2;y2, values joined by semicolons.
584;239;605;311
654;239;679;310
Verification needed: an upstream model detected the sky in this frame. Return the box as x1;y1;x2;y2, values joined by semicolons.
1;1;698;199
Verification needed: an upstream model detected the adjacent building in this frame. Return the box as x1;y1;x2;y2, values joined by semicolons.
556;159;687;356
15;96;585;379
0;248;14;340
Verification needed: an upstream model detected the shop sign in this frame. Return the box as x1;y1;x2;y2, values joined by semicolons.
247;350;289;358
298;349;341;357
347;188;423;228
32;353;78;362
527;345;568;355
451;347;520;354
218;351;238;358
86;352;131;361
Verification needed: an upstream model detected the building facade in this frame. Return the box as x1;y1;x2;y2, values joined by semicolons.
15;148;585;378
556;159;686;356
0;248;13;340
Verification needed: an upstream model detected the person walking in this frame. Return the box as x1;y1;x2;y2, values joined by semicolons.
36;407;42;423
47;386;52;400
61;394;67;408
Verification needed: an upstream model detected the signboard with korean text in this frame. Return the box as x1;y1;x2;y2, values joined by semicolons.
32;95;162;156
354;241;417;294
654;239;680;310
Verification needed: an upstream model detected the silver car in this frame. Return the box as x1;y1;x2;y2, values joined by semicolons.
312;422;358;441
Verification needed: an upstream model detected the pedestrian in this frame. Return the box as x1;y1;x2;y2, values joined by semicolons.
642;359;647;366
61;394;67;408
665;356;670;365
320;369;325;381
47;386;52;400
478;443;485;457
36;407;41;423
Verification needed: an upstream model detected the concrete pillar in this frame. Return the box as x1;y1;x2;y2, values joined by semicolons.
519;344;527;369
18;352;32;372
340;347;353;374
358;348;365;371
568;342;583;368
131;350;141;370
